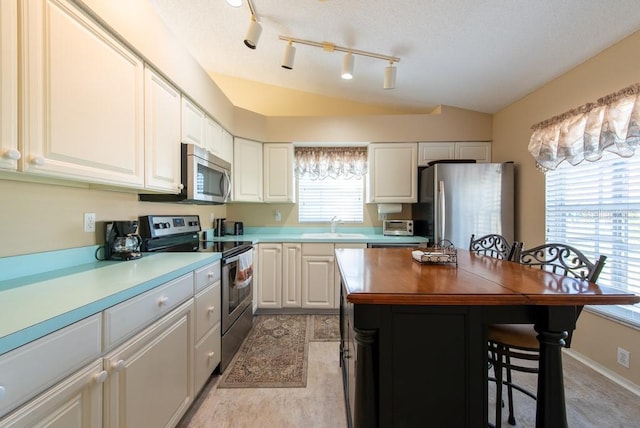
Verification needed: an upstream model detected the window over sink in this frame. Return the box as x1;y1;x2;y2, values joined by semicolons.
295;146;366;223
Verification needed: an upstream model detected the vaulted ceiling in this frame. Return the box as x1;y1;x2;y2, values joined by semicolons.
149;0;640;114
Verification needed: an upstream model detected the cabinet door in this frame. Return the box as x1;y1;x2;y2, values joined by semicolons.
104;300;194;428
0;0;18;171
181;96;205;147
205;117;223;157
455;141;492;163
263;143;295;203
221;128;234;164
282;243;302;308
20;0;144;187
366;143;417;203
0;360;103;428
233;137;263;202
302;243;335;309
418;142;455;166
144;67;182;192
257;243;282;308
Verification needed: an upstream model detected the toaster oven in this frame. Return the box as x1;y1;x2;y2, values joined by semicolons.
383;220;414;236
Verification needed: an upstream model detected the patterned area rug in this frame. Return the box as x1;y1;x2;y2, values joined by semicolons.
218;315;310;388
310;315;340;341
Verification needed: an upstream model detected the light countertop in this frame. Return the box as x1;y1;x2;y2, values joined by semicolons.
0;252;219;355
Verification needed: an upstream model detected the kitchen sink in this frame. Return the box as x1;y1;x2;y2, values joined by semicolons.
301;232;368;239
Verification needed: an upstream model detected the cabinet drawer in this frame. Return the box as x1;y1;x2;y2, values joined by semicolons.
194;281;221;341
194;324;221;394
0;314;101;418
194;261;220;293
302;243;334;256
103;273;193;349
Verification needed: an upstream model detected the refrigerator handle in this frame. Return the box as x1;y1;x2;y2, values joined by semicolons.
438;180;445;242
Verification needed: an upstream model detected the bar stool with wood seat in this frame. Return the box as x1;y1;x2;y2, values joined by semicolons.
487;243;606;427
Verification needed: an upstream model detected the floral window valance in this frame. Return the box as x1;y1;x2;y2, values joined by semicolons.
294;146;368;180
528;83;640;171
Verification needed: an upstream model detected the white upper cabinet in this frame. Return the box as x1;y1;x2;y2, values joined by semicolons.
0;0;18;171
366;143;417;203
263;143;295;203
181;96;205;147
418;141;492;165
233;137;263;202
205;117;223;157
221;128;234;164
20;0;145;187
144;67;182;193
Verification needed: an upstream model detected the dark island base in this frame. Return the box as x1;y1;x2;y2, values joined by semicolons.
340;301;575;428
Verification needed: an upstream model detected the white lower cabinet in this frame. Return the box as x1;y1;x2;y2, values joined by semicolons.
103;299;194;428
257;243;303;309
0;359;104;428
257;243;282;308
282;243;302;308
302;244;335;309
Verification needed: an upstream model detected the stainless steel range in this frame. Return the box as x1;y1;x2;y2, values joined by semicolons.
138;215;254;373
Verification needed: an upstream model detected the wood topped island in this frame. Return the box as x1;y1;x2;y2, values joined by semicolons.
335;247;640;428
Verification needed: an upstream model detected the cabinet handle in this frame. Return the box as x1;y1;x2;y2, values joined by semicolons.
207;305;215;313
177;183;184;191
158;296;169;306
31;155;45;166
2;149;21;161
0;385;5;400
207;351;215;359
94;370;108;384
343;350;350;359
207;271;215;278
112;359;125;372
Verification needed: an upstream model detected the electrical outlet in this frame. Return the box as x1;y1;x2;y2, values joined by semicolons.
84;212;96;233
274;210;282;222
617;347;630;368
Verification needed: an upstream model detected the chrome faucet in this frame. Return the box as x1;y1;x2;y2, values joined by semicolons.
330;215;340;233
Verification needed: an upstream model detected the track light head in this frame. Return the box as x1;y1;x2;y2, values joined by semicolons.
244;17;262;49
225;0;242;6
383;61;396;89
282;41;296;69
341;52;354;80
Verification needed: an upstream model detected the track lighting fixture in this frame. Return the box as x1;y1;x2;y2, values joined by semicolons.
341;52;354;80
383;61;396;89
243;0;261;49
282;41;296;69
225;0;242;7
278;35;400;88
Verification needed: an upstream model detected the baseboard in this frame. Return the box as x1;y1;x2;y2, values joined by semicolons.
563;348;640;397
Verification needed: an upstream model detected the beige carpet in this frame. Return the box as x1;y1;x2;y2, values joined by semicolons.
218;315;310;388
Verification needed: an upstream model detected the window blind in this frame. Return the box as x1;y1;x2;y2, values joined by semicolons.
546;152;640;326
298;176;364;223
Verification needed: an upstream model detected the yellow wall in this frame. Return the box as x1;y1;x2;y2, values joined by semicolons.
493;29;640;384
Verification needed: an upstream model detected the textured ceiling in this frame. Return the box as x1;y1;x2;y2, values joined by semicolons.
149;0;640;114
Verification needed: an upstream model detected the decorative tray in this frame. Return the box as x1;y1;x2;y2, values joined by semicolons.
411;240;457;266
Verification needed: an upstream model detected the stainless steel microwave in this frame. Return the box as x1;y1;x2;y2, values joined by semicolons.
139;143;231;204
383;220;414;236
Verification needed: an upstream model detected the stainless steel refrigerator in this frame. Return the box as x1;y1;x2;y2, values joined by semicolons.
412;161;514;249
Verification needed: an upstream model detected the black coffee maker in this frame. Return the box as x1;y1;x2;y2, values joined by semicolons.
105;221;142;260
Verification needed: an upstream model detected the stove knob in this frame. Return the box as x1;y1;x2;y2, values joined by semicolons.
154;223;162;229
164;222;171;229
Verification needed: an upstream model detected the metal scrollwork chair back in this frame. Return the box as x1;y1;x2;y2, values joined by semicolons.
469;234;519;261
488;242;606;427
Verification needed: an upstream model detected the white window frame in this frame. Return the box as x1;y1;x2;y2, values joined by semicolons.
545;151;640;328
